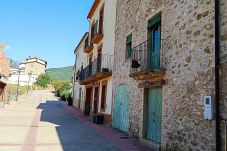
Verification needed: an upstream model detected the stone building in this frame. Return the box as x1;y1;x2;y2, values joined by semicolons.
73;0;117;125
112;0;226;150
220;0;227;150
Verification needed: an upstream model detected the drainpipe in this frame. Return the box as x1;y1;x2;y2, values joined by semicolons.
225;126;227;151
214;0;220;150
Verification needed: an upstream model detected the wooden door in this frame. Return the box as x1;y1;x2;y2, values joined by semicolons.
113;85;130;132
85;88;92;116
147;87;162;143
100;84;107;111
78;88;82;109
149;23;161;69
93;87;99;114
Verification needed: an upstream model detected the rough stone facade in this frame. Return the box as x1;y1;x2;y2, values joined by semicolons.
220;0;227;150
113;0;220;150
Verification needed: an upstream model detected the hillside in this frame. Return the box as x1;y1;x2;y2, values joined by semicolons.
46;66;73;81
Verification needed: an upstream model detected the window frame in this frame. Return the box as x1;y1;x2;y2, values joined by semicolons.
125;34;132;60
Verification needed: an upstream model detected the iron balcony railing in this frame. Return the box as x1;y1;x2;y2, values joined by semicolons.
79;54;113;82
130;38;165;75
91;20;103;40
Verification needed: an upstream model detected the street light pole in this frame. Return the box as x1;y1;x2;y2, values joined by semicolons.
16;69;21;101
27;72;32;95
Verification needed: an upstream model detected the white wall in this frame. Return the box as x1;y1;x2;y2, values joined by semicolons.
8;73;38;86
86;0;116;115
89;0;117;59
73;35;87;107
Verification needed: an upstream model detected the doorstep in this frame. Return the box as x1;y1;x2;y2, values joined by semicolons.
140;139;161;151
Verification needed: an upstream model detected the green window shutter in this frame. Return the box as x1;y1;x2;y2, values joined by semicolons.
126;34;132;59
148;14;161;29
126;34;132;44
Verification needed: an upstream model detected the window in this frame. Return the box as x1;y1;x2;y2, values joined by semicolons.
91;21;96;39
89;53;93;64
97;46;102;72
126;34;132;59
99;5;104;34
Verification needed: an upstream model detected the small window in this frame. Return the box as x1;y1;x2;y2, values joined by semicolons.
126;34;132;59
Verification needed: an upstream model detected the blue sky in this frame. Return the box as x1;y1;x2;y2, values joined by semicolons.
0;0;93;68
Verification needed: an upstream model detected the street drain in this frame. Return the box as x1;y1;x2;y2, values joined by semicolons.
120;136;129;139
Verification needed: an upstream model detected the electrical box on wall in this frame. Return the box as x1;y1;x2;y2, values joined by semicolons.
204;96;214;120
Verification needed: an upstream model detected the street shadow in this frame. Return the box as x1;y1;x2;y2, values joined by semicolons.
37;100;121;151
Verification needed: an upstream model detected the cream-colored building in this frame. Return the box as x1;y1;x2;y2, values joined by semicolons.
8;57;47;86
19;57;47;75
73;0;117;125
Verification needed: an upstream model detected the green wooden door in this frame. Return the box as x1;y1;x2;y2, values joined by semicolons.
149;22;161;69
147;87;162;143
113;85;130;132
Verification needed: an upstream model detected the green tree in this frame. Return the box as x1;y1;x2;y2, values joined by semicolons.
36;73;52;88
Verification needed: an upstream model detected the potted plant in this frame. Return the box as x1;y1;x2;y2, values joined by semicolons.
131;59;140;68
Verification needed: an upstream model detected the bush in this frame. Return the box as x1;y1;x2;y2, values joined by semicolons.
53;80;64;90
54;81;72;101
36;73;52;88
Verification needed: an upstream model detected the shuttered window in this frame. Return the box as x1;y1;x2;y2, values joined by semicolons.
126;34;132;59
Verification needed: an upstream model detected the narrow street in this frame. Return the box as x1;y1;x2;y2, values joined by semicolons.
0;90;149;151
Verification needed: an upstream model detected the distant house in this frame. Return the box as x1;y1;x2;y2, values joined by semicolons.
73;33;88;113
0;50;10;102
8;56;47;86
20;56;47;75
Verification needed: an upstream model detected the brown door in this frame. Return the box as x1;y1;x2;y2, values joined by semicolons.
93;87;99;114
101;84;107;112
78;88;82;109
85;88;92;116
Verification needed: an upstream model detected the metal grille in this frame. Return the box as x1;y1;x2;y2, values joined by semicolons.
130;39;164;75
79;54;113;82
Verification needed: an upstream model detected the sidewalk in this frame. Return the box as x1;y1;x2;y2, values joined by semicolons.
62;101;151;151
0;90;151;151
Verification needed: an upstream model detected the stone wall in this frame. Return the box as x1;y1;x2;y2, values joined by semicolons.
113;0;217;150
162;1;216;150
220;0;227;150
0;50;10;78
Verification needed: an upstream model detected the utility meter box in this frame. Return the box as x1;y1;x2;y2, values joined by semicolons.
204;96;214;120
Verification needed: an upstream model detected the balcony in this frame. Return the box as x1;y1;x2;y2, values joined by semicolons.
91;21;103;44
129;39;166;85
79;54;113;85
84;36;93;53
